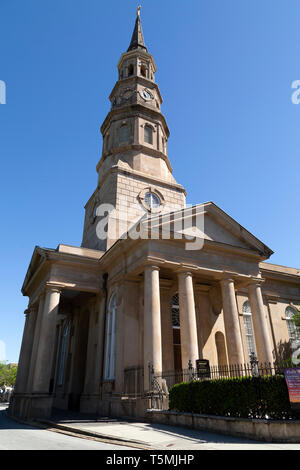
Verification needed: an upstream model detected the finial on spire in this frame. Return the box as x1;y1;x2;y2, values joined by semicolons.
127;6;147;52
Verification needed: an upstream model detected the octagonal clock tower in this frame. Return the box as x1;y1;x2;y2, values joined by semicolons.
82;10;186;251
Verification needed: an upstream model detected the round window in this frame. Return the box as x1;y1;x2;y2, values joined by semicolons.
144;192;161;210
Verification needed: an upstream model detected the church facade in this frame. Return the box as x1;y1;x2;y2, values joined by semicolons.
10;13;300;420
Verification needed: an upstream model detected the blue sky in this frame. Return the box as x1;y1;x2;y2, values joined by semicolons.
1;0;300;362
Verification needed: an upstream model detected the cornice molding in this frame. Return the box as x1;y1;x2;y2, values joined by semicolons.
98;143;173;174
101;102;169;136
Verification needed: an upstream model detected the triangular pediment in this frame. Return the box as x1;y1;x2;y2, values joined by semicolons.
21;246;49;295
136;202;273;259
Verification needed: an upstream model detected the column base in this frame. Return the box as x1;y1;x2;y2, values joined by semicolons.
8;393;54;420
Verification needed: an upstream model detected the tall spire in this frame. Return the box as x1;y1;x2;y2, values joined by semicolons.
127;7;147;52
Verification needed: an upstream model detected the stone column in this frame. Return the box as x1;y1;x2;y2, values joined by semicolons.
14;307;37;393
248;281;274;364
220;278;245;365
26;295;45;392
144;265;162;391
94;298;106;394
178;271;199;368
83;307;97;395
67;306;80;396
32;286;61;393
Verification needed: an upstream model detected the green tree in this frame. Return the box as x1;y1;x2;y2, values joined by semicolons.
0;362;18;387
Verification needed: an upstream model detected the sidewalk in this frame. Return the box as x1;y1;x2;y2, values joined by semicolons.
38;409;300;450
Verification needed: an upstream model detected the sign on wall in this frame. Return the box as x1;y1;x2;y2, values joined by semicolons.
196;359;211;379
284;368;300;409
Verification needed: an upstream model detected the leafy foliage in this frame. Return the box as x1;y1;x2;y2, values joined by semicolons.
169;375;300;420
0;362;18;387
292;310;300;328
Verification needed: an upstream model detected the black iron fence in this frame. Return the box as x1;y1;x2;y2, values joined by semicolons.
123;356;297;402
123;366;144;397
154;358;297;392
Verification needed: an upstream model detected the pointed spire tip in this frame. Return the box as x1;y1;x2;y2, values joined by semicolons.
127;6;147;53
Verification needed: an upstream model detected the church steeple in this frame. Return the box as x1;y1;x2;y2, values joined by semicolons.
81;9;186;252
127;8;147;52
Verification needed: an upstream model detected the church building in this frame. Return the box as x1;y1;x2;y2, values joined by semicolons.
10;12;300;420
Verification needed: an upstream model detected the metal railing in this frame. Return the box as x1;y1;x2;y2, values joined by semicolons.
122;356;298;410
154;355;296;391
123;364;168;410
123;366;144;397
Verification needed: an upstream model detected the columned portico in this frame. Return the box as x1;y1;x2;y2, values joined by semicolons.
177;271;199;368
14;307;37;394
220;278;244;364
248;280;274;364
144;265;162;391
32;286;61;393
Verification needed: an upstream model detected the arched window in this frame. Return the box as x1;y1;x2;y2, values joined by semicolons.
104;294;117;380
57;322;70;386
171;293;180;327
242;301;257;359
144;125;153;145
119;124;129;144
128;64;134;76
171;293;182;370
285;306;300;343
140;65;147;77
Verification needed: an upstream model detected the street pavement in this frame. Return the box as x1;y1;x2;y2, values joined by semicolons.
2;404;300;450
44;409;300;450
0;404;135;450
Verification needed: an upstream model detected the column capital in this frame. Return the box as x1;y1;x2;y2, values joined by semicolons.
247;277;265;288
44;283;62;295
24;306;37;316
144;264;160;272
176;268;193;277
219;277;236;286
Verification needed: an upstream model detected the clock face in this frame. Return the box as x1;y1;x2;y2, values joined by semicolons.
144;192;161;210
142;89;152;101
